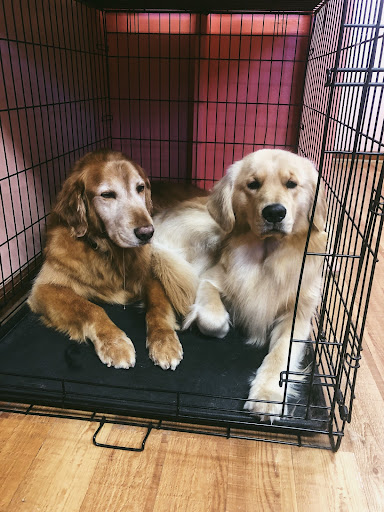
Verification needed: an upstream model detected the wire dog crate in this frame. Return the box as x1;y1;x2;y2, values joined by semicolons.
0;0;383;451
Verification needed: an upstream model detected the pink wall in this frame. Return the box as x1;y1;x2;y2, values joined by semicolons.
0;0;109;297
106;12;311;188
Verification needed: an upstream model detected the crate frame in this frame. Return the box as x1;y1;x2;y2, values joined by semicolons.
0;0;383;451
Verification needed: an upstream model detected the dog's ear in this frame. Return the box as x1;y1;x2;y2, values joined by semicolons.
53;172;88;237
307;161;327;232
311;183;327;231
144;178;153;215
207;160;242;233
134;162;153;215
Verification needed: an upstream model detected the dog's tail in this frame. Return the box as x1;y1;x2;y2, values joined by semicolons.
151;246;198;317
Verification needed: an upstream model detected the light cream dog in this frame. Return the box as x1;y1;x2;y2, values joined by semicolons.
153;149;327;419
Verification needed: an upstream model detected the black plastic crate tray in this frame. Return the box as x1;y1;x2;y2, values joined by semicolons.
0;302;329;433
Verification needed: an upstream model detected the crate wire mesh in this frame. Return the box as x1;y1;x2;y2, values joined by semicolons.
0;0;111;315
298;0;384;449
0;0;383;451
106;10;311;186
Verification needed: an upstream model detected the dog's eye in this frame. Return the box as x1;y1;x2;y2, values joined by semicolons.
137;184;145;193
101;191;116;199
247;179;261;190
286;180;297;189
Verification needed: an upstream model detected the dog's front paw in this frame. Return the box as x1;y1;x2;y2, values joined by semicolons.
183;304;230;338
244;376;285;422
197;307;230;338
95;331;136;369
147;330;183;370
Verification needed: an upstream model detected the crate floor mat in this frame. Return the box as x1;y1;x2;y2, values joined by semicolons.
0;303;328;432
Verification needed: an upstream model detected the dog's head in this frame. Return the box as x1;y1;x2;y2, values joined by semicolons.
54;149;153;248
207;149;327;238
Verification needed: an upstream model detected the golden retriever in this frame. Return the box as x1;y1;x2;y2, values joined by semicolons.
28;149;196;371
153;149;327;419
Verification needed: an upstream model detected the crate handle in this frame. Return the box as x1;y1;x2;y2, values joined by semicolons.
93;416;153;452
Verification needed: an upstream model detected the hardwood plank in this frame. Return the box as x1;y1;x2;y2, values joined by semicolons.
226;440;297;512
292;449;369;512
0;414;54;511
340;362;384;511
79;423;166;512
0;412;28;454
150;431;229;512
4;418;103;512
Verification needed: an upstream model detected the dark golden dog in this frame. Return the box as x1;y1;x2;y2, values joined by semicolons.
28;149;196;370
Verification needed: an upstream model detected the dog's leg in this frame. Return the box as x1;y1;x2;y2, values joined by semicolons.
28;284;136;368
183;265;230;338
244;311;310;421
145;277;183;370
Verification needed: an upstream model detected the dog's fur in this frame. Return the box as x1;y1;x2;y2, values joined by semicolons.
153;149;327;418
28;149;196;370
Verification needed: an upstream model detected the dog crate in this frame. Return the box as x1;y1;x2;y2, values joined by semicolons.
0;0;383;451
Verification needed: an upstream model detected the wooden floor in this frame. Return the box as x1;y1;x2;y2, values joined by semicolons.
1;247;384;511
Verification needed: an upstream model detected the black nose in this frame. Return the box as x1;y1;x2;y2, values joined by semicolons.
134;225;154;242
262;204;287;224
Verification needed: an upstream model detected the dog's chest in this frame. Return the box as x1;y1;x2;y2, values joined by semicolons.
225;239;290;286
222;240;300;325
69;244;149;303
